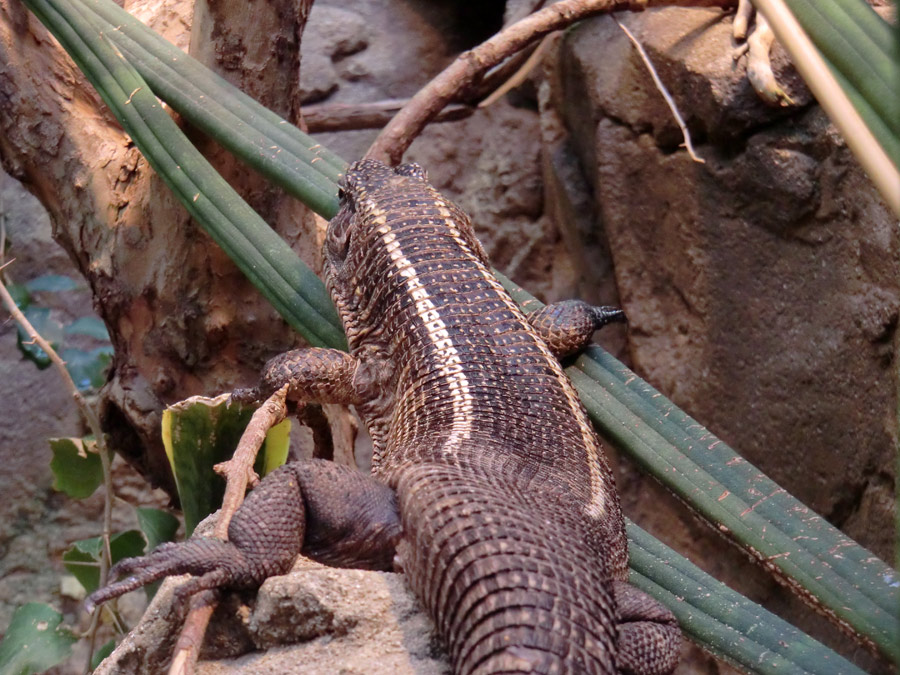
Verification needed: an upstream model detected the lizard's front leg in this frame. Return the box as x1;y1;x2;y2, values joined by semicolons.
233;347;386;407
87;348;398;611
526;299;625;358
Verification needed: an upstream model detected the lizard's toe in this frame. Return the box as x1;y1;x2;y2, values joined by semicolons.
86;538;254;612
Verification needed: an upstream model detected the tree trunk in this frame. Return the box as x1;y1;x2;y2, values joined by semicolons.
0;0;343;497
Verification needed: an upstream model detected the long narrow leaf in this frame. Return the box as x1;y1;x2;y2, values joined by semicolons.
784;0;898;136
81;0;347;212
755;0;899;214
628;522;866;674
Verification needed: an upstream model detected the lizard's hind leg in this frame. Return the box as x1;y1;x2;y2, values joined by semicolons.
86;460;402;611
612;580;681;675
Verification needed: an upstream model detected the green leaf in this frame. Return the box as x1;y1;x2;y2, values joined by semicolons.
62;345;113;391
23;274;80;293
65;316;110;340
162;395;291;535
79;0;346;188
63;530;147;594
136;507;179;552
260;416;290;475
627;522;866;674
49;437;104;499
5;283;30;310
0;603;76;675
16;306;63;369
91;639;116;670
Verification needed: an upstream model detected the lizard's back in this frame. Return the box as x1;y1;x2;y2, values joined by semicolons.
326;160;636;673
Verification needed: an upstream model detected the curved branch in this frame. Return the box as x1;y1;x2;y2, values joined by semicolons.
366;0;737;164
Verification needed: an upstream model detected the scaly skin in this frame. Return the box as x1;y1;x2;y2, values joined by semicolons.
88;160;679;674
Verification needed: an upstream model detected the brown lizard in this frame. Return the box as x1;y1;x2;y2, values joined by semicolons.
87;159;680;674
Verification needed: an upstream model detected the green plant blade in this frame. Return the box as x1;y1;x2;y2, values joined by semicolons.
161;395;291;535
136;507;180;552
80;0;347;199
63;530;147;594
49;437;105;499
780;0;900;175
784;0;898;137
628;522;866;674
24;0;345;349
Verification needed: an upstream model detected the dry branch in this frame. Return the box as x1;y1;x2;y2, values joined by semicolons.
303;99;474;133
367;0;738;164
169;384;290;674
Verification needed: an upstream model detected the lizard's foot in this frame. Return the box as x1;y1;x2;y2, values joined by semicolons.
85;537;273;613
86;463;307;614
527;299;626;358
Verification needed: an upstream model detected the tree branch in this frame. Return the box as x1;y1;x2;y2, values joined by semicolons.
0;266;114;673
366;0;737;164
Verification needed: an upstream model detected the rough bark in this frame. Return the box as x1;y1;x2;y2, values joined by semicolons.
0;0;344;496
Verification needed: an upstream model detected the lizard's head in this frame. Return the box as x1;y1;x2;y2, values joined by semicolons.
324;160;431;345
325;159;428;266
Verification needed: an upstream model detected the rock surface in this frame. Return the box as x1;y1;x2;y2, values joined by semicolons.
95;517;449;674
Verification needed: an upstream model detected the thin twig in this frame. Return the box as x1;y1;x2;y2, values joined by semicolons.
367;0;737;164
213;385;289;535
303;99;473;133
168;385;289;675
614;17;705;163
0;270;114;673
477;33;553;108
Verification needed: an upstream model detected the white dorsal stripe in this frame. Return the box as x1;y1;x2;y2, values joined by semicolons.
373;210;474;454
371;197;607;519
433;204;609;520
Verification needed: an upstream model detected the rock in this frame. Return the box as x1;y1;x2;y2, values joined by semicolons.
95;552;449;674
299;6;370;103
562;7;812;160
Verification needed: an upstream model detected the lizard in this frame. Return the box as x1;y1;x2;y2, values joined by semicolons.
87;159;681;674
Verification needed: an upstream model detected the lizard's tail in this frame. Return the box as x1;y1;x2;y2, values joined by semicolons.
396;463;621;675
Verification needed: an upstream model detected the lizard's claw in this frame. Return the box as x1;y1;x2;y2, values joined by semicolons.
85;538;258;613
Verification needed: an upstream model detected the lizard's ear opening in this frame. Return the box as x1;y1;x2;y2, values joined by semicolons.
395;163;427;182
326;205;353;261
